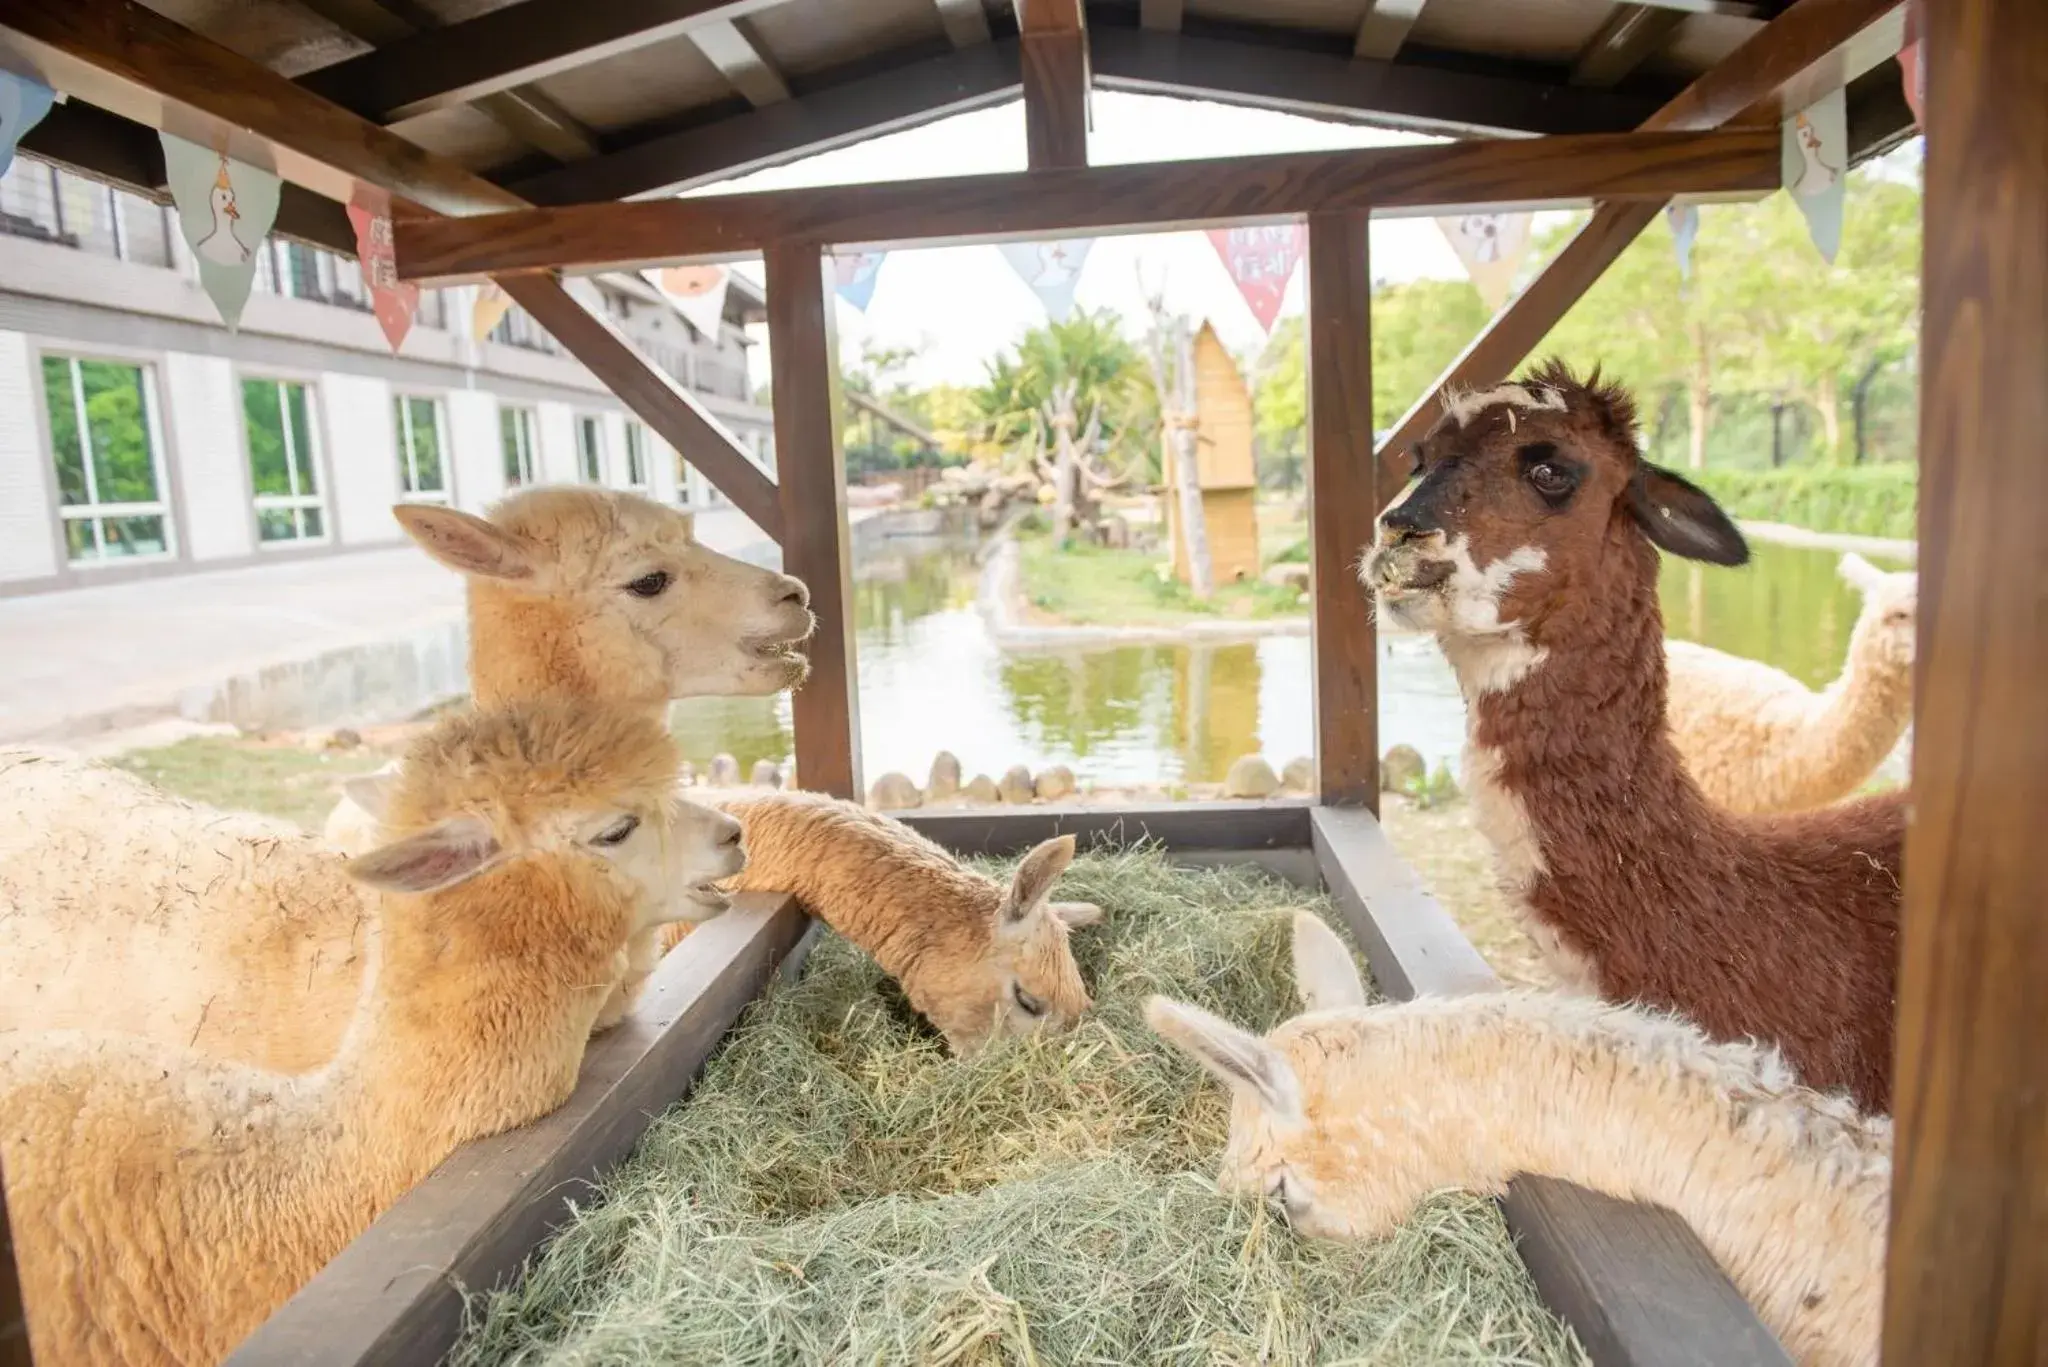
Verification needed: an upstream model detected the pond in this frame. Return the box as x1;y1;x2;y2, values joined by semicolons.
670;514;1906;789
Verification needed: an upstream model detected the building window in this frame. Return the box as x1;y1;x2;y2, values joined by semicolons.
623;421;650;489
393;394;449;503
242;378;325;543
501;407;537;487
576;415;604;483
42;355;173;564
675;454;694;506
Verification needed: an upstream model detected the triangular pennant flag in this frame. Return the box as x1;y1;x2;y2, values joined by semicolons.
833;250;886;312
1897;0;1925;129
648;265;730;341
1782;87;1847;264
0;68;54;180
472;282;513;341
346;185;419;353
1205;224;1304;333
161;134;280;330
1666;202;1700;281
1434;212;1534;311
998;239;1093;322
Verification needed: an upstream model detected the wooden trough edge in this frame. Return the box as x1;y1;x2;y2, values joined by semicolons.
1310;806;1794;1367
224;892;813;1367
898;797;1314;856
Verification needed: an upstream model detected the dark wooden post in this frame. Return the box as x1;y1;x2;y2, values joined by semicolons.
1018;0;1088;169
1305;209;1380;810
764;242;860;801
1883;0;2047;1361
1;1164;30;1367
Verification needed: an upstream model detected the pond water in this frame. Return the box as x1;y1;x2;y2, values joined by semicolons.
670;516;1903;788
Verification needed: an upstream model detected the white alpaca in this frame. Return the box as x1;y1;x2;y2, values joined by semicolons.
0;701;743;1367
1147;912;1890;1367
1667;552;1915;814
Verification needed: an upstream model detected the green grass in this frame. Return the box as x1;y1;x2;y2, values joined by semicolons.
447;848;1583;1367
110;736;393;830
1690;465;1917;541
1018;536;1304;627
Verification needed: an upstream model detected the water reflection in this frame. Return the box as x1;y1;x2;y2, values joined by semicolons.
668;517;1896;786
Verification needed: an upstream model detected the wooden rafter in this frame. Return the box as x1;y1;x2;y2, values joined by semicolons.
1371;0;1908;484
395;128;1779;280
1018;0;1088;169
934;0;993;47
1353;0;1429;62
1570;5;1692;88
690;17;792;108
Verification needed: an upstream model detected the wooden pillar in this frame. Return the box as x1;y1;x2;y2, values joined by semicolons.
764;242;860;801
1305;209;1380;810
1018;0;1088;169
1;1159;28;1367
1883;0;2047;1362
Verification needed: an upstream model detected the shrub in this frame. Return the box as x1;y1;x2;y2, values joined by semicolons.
1690;465;1917;541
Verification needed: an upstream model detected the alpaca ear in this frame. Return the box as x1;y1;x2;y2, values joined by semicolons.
1051;900;1104;929
346;815;504;894
393;504;536;582
341;766;398;822
1291;911;1368;1013
1837;551;1883;594
1145;996;1303;1123
1626;463;1749;567
1000;834;1076;925
674;509;697;541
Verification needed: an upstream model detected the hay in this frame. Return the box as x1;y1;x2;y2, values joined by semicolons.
449;848;1585;1366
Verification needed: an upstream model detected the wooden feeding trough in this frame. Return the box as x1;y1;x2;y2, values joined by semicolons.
0;0;2038;1363
1163;321;1260;585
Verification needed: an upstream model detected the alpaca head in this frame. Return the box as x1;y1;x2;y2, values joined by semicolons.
346;700;745;938
1362;361;1747;660
1838;552;1917;672
394;488;814;711
926;835;1102;1055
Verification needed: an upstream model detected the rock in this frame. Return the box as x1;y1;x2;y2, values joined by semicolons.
1280;756;1315;794
927;750;963;801
707;753;742;787
998;764;1036;805
963;774;1001;804
1381;744;1427;792
749;759;782;789
868;772;922;811
324;727;363;750
1222;754;1281;799
1262;562;1311;591
1034;764;1077;801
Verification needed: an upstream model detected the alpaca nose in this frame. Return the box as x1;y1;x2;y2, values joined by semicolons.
1379;505;1429;543
774;575;809;610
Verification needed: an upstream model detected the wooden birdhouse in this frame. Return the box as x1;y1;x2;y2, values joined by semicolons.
1162;321;1260;585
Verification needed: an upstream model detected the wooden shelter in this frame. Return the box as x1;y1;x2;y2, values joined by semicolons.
1162;320;1260;585
0;1;2036;1364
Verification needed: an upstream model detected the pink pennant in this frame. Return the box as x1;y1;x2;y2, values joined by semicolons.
346;186;419;353
1897;0;1925;129
1205;224;1304;333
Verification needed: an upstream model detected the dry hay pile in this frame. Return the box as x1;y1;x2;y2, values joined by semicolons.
449;848;1585;1366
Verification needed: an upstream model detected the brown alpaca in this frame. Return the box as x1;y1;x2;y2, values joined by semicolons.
1362;362;1903;1113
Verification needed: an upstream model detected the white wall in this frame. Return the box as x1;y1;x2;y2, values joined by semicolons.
602;412;633;491
535;401;579;485
322;371;402;545
163;352;253;562
648;431;680;504
445;388;503;513
0;329;59;583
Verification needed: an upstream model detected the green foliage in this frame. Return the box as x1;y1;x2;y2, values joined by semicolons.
113;738;392;832
971;310;1156;478
1019;536;1301;626
1689;465;1918;541
1266;537;1309;566
1399;762;1463;811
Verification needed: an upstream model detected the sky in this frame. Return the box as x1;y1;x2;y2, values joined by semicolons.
696;91;1576;391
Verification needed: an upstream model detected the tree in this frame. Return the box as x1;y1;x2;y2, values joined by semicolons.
1144;298;1212;598
971;310;1154;478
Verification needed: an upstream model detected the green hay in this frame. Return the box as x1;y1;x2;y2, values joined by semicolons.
449;848;1585;1366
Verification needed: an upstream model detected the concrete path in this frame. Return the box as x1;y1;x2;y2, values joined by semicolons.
0;505;785;745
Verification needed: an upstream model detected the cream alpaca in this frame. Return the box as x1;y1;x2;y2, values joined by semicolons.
1147;912;1890;1367
1666;552;1916;814
1;702;744;1367
678;792;1103;1053
0;727;740;1072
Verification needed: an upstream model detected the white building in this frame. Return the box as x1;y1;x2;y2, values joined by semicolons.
0;156;774;597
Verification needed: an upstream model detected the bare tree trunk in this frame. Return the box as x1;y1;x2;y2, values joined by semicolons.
1172;325;1213;596
1687;325;1711;470
1813;371;1844;463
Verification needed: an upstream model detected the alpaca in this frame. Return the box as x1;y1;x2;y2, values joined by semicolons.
1362;362;1903;1112
1666;552;1916;814
0;701;745;1367
1146;911;1890;1367
0;724;741;1073
671;791;1103;1053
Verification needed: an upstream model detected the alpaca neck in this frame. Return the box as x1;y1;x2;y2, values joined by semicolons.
1805;628;1913;792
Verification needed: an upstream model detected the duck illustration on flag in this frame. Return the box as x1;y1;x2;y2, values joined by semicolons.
160;133;280;330
1788;113;1841;197
998;238;1095;321
196;158;251;266
1780;88;1847;263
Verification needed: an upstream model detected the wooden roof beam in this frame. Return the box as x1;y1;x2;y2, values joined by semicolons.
1018;0;1088;169
1371;0;1908;484
1091;27;1667;137
396;127;1779;280
690;18;792;108
1570;5;1691;88
512;39;1022;205
934;0;993;47
1354;0;1429;62
295;0;788;125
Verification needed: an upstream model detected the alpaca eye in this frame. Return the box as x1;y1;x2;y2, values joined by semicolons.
1012;985;1045;1017
591;815;640;847
625;570;671;598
